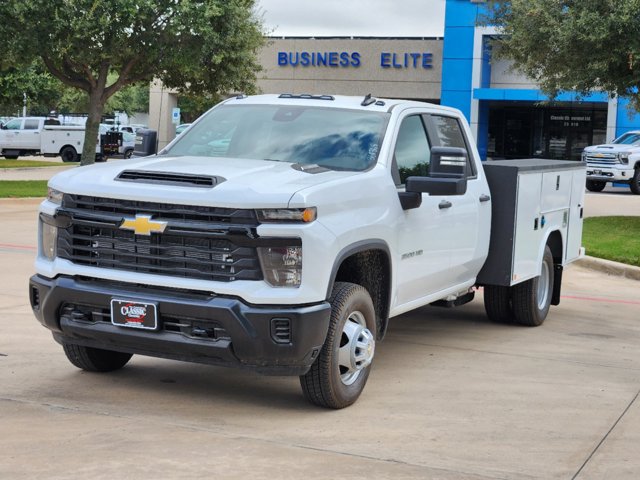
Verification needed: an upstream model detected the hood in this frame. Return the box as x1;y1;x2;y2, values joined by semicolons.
584;143;640;154
48;155;359;208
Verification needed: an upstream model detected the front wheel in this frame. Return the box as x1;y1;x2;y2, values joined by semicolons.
511;246;554;326
300;282;376;409
586;180;606;192
630;168;640;195
62;343;132;372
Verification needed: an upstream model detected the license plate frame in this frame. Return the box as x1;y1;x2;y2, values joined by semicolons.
111;299;158;330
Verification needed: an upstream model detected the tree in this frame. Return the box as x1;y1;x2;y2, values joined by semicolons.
0;62;63;116
0;1;264;165
486;0;640;109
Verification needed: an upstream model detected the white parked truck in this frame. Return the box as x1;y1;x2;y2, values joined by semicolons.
0;117;116;162
29;94;586;408
582;130;640;194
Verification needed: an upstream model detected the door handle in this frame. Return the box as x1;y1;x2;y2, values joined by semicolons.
480;194;491;203
439;200;452;209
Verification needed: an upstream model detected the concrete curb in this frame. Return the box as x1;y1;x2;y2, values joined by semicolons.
576;255;640;281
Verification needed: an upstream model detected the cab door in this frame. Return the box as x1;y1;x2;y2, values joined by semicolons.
1;118;24;149
393;113;456;306
424;114;487;286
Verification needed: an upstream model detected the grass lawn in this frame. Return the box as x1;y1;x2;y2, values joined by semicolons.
0;180;48;198
583;216;640;267
0;159;77;168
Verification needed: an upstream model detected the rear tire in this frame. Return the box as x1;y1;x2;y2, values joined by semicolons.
62;343;132;372
300;282;376;409
630;168;640;195
484;285;513;323
586;180;606;192
60;146;78;163
511;246;554;326
4;155;18;160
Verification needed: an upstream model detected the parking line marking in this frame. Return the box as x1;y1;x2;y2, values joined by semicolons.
0;243;36;251
562;294;640;306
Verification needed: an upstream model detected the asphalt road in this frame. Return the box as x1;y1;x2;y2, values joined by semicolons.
1;198;639;479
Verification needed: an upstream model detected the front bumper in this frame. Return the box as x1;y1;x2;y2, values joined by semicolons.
29;275;331;375
586;165;635;182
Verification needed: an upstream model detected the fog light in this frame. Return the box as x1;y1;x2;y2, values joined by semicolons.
258;246;302;287
41;221;58;260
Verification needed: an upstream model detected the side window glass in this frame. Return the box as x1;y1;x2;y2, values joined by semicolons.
393;115;431;185
4;119;22;130
430;115;475;176
24;119;40;130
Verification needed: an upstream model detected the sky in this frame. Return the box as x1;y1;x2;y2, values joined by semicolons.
256;0;446;38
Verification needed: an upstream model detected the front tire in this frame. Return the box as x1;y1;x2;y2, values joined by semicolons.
586;180;606;192
511;246;554;326
300;282;376;409
62;343;132;372
630;168;640;195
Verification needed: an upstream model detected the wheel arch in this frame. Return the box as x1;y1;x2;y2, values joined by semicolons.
58;144;77;155
327;240;392;340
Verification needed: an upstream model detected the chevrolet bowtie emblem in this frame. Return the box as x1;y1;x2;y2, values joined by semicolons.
120;214;168;236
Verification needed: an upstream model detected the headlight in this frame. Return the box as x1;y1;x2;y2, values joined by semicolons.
256;208;316;223
618;153;630;164
41;221;57;261
258;246;302;287
581;152;587;162
47;187;64;205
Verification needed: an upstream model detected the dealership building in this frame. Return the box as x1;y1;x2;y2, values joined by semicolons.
151;0;640;157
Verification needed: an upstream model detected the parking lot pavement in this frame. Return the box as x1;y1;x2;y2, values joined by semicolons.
1;199;640;479
584;187;640;217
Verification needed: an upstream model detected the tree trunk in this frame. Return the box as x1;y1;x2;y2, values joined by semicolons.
80;90;105;166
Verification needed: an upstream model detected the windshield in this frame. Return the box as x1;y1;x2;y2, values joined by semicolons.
613;132;640;145
165;104;390;171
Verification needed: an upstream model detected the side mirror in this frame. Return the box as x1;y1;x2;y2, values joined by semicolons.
405;147;468;199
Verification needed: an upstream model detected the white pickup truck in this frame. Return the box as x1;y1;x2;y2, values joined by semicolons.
582;131;640;194
0;117;121;162
29;94;586;408
1;117;83;161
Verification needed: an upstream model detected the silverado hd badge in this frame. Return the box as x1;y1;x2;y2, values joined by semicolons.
119;214;168;236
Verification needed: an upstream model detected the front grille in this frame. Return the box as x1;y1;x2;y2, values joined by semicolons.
586;153;618;165
57;195;262;282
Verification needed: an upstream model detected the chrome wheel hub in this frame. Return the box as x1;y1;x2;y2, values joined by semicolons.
537;260;550;310
338;311;375;386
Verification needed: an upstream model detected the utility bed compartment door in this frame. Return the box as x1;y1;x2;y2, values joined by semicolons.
512;173;543;284
541;171;573;211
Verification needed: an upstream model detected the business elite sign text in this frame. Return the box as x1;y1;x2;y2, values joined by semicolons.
277;51;434;69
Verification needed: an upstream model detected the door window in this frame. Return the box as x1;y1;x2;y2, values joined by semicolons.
429;115;476;177
393;115;431;185
23;119;40;130
4;119;22;130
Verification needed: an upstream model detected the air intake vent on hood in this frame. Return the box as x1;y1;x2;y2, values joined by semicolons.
116;170;223;188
